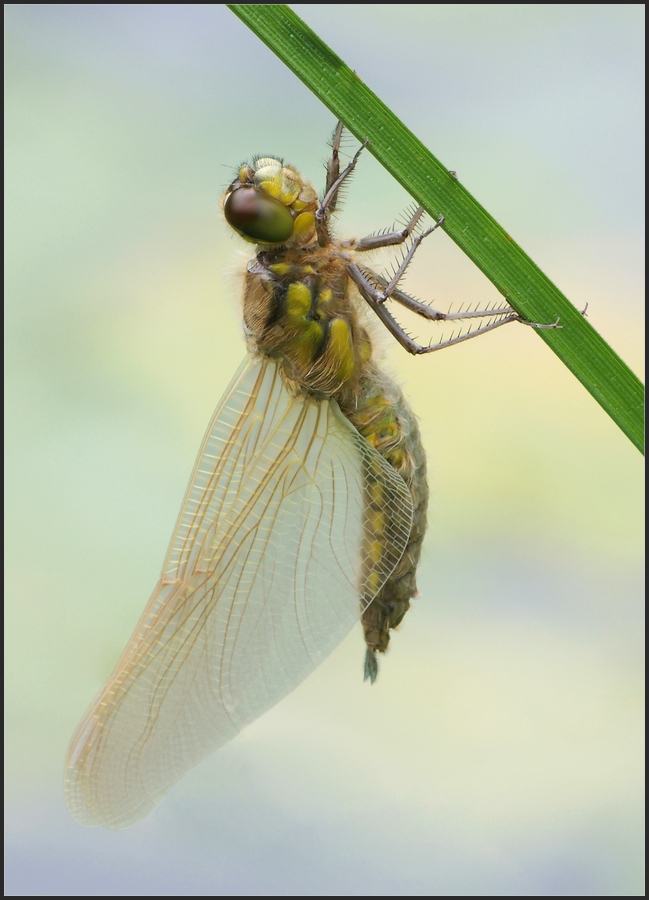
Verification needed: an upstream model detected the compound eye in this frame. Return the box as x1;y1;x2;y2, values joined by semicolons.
224;186;294;244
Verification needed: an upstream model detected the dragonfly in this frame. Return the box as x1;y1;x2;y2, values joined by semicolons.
64;122;558;830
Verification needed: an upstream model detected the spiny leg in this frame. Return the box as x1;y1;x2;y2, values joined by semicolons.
355;212;558;329
361;268;557;325
318;126;432;253
324;120;344;214
369;269;501;320
316;135;368;247
347;263;560;355
375;216;445;301
354;206;428;252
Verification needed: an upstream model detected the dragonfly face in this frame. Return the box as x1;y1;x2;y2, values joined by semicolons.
223;157;318;247
65;122;538;830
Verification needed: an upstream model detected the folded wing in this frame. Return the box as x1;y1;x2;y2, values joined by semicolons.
64;357;413;829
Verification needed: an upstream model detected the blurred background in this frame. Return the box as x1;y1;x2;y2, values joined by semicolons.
5;5;644;895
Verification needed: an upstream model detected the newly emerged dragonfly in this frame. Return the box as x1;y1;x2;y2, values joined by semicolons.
64;123;558;829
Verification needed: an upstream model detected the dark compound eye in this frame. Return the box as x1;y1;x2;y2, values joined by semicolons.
224;185;294;244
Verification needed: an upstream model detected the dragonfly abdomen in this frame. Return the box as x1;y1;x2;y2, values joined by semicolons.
344;375;428;681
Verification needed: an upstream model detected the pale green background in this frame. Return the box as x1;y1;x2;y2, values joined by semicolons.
5;5;644;896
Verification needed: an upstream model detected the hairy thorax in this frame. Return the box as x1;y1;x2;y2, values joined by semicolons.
242;245;373;408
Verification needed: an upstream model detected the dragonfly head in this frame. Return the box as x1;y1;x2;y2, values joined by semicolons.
223;157;318;248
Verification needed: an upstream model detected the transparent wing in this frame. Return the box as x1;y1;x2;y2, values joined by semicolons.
64;357;413;829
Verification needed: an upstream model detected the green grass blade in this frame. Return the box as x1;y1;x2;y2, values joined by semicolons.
228;5;644;454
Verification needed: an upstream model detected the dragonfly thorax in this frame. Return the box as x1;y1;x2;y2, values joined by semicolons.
243;246;372;405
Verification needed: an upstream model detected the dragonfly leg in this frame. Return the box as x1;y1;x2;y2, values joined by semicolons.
348;263;560;355
371;217;445;302
323;120;344;213
321;125;427;253
361;266;562;330
354;206;428;252
317;134;368;246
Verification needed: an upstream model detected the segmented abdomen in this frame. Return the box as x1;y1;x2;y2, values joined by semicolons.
343;375;428;681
